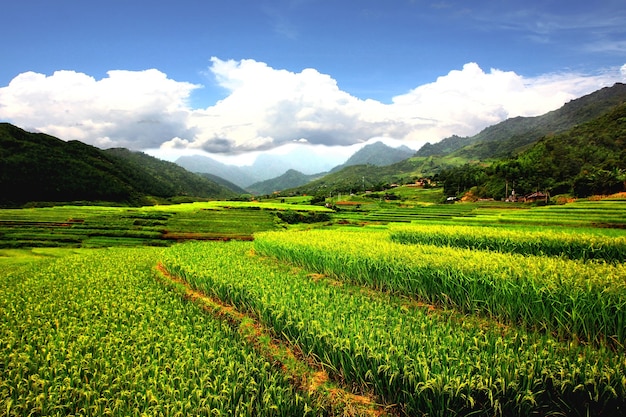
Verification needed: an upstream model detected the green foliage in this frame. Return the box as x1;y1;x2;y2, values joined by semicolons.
437;102;626;198
275;210;331;224
436;163;488;197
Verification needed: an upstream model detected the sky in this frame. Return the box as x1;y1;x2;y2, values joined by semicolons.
1;0;625;167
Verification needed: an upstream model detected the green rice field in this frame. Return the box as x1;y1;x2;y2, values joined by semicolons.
2;197;626;416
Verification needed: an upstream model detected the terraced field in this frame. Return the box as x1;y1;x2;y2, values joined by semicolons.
2;198;626;416
334;198;626;229
0;202;331;249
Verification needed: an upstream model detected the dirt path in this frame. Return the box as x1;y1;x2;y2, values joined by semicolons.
154;263;395;417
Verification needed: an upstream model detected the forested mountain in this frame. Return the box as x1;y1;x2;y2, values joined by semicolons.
246;169;319;195
437;101;626;199
416;83;626;160
0;123;236;206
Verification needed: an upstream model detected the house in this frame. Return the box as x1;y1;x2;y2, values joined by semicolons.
524;192;548;203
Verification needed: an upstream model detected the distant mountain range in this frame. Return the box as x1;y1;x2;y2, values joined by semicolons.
174;155;259;188
0;123;236;206
175;146;344;188
176;140;416;194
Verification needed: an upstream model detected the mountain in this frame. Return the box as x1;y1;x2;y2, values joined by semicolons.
230;142;414;195
251;150;340;178
175;148;344;188
0;123;235;206
332;141;415;171
416;83;626;160
174;155;258;188
246;169;320;195
438;101;626;198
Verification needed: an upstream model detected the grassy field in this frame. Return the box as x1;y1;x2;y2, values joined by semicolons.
2;195;626;416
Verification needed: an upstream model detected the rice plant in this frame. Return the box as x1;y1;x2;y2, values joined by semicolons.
389;223;626;263
254;229;626;348
0;248;318;416
162;240;626;416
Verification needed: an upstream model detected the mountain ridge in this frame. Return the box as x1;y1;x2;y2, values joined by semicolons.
246;169;320;195
416;82;626;160
246;141;416;194
331;141;415;172
0;123;236;206
437;101;626;199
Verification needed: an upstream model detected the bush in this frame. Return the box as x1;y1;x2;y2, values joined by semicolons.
275;210;331;224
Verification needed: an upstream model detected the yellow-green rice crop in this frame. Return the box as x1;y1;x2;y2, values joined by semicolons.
162;240;626;416
254;229;626;348
389;223;626;263
0;248;318;416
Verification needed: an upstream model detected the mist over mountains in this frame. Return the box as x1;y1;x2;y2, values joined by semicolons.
175;141;415;189
175;150;341;188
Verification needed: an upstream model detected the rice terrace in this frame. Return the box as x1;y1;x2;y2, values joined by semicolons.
1;190;626;416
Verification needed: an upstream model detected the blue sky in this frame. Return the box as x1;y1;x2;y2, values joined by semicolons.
1;0;625;165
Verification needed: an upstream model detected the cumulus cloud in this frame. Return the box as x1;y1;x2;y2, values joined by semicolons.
186;58;406;152
0;69;199;149
0;59;624;157
389;62;616;140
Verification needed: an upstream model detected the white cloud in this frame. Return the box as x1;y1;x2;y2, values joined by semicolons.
0;69;199;149
1;59;624;158
186;58;406;153
389;62;618;141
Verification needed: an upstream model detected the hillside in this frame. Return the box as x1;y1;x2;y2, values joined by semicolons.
416;82;626;160
0;123;235;206
197;172;249;195
438;101;626;198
